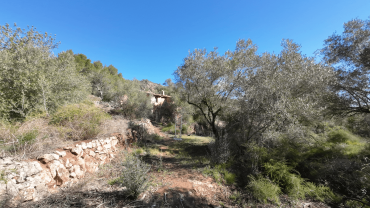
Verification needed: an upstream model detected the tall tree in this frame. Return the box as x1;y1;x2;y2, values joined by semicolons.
0;24;89;119
174;39;259;140
320;17;370;115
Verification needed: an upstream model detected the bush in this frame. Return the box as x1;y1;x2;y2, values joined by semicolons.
263;160;334;202
202;163;235;184
119;152;151;198
161;122;175;133
50;101;110;140
247;175;281;205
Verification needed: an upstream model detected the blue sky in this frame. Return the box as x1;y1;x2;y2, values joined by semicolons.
1;0;369;84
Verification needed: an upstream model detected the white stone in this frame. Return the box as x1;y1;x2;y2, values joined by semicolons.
54;151;66;157
70;165;84;179
86;142;92;149
103;143;112;150
69;172;77;178
71;146;83;155
63;146;73;150
91;141;97;148
89;150;96;157
38;154;59;163
16;171;26;183
20;187;36;201
111;139;118;147
2;157;13;165
81;142;87;149
48;160;69;185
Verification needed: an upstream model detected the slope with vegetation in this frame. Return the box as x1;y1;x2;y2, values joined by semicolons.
1;17;370;208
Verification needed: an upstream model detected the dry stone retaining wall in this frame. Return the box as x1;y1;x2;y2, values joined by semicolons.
0;136;122;204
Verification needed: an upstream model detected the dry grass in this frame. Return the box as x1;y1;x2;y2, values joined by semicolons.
0;117;74;160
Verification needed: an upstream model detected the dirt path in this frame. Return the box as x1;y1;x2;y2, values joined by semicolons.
138;135;234;208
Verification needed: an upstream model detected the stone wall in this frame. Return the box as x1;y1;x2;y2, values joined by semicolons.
0;136;123;204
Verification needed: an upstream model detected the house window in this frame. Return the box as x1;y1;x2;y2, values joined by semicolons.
155;97;158;103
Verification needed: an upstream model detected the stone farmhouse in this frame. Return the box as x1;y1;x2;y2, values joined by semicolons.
146;90;171;106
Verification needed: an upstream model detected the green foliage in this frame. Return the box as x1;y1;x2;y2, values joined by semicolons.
229;191;242;203
247;175;281;205
119;152;151;198
263;160;334;202
0;170;7;184
161;122;175;133
224;171;236;185
50;102;110;140
0;24;90;119
320;17;370;115
153;134;163;141
202;163;235;185
17;130;38;145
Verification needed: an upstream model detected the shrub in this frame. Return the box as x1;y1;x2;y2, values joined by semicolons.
263;160;335;202
247;175;281;205
17;130;38;146
202;163;235;185
225;171;236;185
50;102;110;140
119;152;151;198
161;122;175;133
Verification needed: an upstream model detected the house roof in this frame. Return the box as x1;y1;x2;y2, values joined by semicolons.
146;91;171;98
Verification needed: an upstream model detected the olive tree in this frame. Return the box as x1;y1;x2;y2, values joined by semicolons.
174;39;259;140
320;17;370;115
0;24;89;119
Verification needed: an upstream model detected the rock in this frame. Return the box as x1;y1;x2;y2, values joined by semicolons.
111;139;118;147
28;161;43;176
6;179;18;196
65;159;72;169
91;141;97;148
104;138;111;144
76;157;86;171
96;146;103;151
85;161;99;172
38;154;59;163
20;187;36;201
86;142;92;149
32;171;52;185
103;143;112;150
70;172;77;178
70;165;84;179
89;150;96;157
81;142;87;150
71;146;83;155
48;160;69;186
1;157;13;165
63;146;73;150
54;151;66;157
16;171;26;183
0;181;6;196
